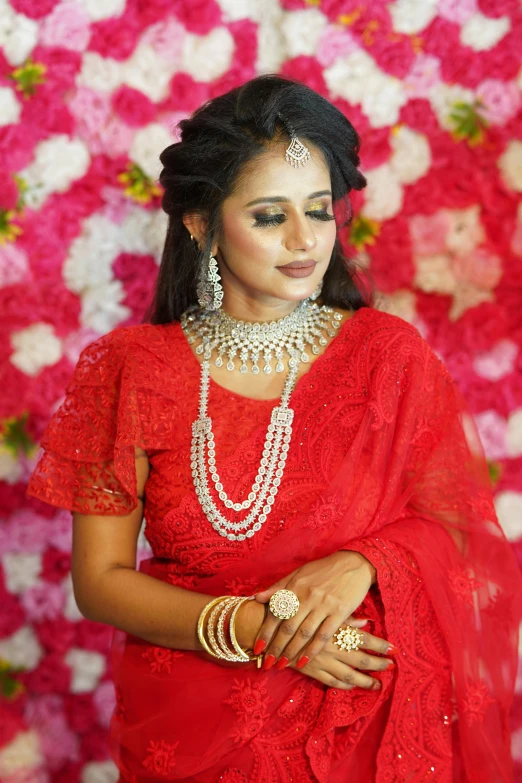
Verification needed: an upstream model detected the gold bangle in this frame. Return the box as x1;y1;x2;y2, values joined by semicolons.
197;596;228;657
229;596;254;662
207;598;235;660
208;597;247;662
216;597;244;660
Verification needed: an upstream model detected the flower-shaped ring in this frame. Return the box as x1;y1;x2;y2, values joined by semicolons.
333;625;364;653
269;589;300;620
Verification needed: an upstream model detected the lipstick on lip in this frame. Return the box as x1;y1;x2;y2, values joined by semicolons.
277;259;316;278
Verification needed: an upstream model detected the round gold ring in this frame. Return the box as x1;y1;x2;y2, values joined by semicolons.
333;625;364;653
269;589;300;620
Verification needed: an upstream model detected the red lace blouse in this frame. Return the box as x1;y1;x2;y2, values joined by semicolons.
27;306;522;783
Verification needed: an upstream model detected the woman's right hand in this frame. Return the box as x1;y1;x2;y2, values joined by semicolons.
288;627;396;691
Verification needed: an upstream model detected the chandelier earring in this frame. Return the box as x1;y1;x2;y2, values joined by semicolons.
197;250;224;311
310;279;323;301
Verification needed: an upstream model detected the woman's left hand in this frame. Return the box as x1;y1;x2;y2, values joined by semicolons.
253;550;377;670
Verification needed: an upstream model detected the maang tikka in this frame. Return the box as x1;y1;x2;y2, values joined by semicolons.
278;113;311;169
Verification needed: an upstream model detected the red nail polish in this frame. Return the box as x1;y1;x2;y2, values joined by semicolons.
262;654;276;671
386;645;399;656
386;660;396;669
275;656;289;671
253;639;267;656
296;655;310;669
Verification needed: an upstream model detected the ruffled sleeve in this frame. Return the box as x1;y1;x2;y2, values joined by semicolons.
26;328;140;516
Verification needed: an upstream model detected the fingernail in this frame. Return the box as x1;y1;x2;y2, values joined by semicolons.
253;639;267;656
386;645;399;656
275;656;289;671
385;660;396;669
296;655;310;669
262;654;276;671
372;681;382;690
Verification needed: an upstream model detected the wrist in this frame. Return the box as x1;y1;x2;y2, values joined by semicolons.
235;599;266;650
337;549;377;586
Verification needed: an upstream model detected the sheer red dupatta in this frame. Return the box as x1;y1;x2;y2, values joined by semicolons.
113;334;521;782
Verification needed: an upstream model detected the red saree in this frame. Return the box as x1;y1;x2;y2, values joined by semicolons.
27;305;522;783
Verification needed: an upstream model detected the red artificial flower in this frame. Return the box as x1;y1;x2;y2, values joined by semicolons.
35;617;77;655
112;85;156;128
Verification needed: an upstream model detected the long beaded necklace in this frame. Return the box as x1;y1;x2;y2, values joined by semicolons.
180;300;343;541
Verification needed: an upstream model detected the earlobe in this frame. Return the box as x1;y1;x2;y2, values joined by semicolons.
182;212;208;247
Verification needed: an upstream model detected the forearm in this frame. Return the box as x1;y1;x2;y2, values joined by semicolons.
78;566;266;651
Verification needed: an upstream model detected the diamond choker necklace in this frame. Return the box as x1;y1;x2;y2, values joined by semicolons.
181;300;343;541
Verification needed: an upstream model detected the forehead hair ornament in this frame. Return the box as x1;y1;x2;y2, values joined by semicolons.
278;113;311;168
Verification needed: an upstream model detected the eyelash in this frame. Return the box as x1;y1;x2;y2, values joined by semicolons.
253;210;335;228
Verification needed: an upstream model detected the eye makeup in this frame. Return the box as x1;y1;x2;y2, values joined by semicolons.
251;201;335;228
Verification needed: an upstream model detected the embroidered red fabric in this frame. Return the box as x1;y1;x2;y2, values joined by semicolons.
27;306;522;783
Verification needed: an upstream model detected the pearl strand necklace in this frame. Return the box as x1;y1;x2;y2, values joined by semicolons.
182;301;343;541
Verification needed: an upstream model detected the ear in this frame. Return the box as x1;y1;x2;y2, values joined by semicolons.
182;212;208;248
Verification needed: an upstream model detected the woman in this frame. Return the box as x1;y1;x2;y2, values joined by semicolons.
27;75;521;782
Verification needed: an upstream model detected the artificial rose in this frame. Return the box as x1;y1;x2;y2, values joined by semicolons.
22;654;71;695
64;693;97;734
316;24;358;68
366;215;415;291
9;0;58;17
38;1;91;51
35;618;76;655
170;0;222;34
0;590;25;638
20;582;65;623
164;73;210;113
75;620;112;654
92;681;116;728
88;9;141;60
111;85;156;128
40;549;71;584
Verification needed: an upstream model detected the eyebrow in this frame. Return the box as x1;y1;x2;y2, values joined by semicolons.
244;190;332;208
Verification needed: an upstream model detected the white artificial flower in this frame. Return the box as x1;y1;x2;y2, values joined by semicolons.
257;17;286;73
429;82;476;132
388;0;438;34
10;323;63;377
498;140;522;192
0;446;23;484
0;731;43;778
0;244;28;286
473;339;518;381
122;41;176;103
461;12;510;51
361;164;403;220
374;289;417;325
217;0;277;21
0;5;38;66
413;253;457;294
280;8;328;58
76;51;124;93
81;761;119;783
0;86;20;126
506;409;522;458
495;490;522;542
474;410;507;461
61;572;83;621
65;648;106;693
80;280;130;333
448;282;493;321
361;75;408;128
130;123;173;181
181;27;234;82
142;208;169;264
445;205;485;254
80;0;126;21
64;213;122;293
2;553;41;594
0;626;43;669
389;125;431;184
20;135;90;209
324;49;377;106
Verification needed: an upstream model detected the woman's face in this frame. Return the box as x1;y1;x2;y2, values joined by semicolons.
215;142;337;317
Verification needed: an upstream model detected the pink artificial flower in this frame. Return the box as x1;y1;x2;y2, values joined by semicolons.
281;56;328;95
40;548;71;583
452;245;503;290
46;510;73;553
0;245;29;287
22;653;71;695
38;1;91;51
111;85;156;128
35;617;76;654
113;252;158;325
158;111;188;142
453;300;510;353
164;73;210;113
404;55;442;99
9;0;58;18
171;0;222;34
142;16;186;64
410;212;451;255
65;693;97;734
437;0;477;24
0;123;40;174
69;86;134;157
31;45;83;92
474;410;508;460
476;79;522;126
93;681;116;727
229;19;258;70
7;509;50;555
39;713;81;771
473;339;518;381
88;9;141;60
21;582;65;623
62;328;101;367
316;24;359;67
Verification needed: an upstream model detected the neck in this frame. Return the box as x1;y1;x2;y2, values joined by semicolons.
219;293;304;323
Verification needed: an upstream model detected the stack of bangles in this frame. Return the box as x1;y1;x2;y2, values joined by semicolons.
197;595;269;668
197;589;365;668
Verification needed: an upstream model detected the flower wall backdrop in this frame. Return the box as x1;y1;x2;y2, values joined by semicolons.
0;0;521;780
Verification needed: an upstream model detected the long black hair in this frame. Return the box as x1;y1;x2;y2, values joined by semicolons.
148;74;375;324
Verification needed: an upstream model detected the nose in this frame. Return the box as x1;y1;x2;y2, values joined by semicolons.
284;212;317;253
